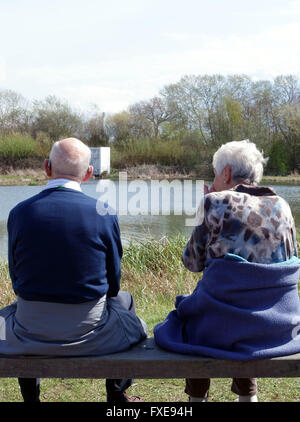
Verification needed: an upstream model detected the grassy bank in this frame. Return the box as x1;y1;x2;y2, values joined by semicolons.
0;235;299;402
0;166;199;186
0;169;47;186
0;166;300;186
261;175;300;185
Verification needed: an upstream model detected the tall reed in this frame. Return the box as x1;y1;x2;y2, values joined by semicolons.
0;133;38;160
111;138;200;170
0;236;198;310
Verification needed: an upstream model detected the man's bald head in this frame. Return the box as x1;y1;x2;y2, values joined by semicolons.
49;138;91;181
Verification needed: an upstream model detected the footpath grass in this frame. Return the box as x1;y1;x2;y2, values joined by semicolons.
0;235;299;402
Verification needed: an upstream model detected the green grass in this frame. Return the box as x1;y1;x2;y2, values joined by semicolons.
0;235;299;402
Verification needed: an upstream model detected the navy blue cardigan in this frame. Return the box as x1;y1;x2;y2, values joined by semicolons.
7;187;122;304
154;255;300;360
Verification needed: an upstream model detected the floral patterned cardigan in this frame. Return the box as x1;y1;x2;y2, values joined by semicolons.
182;184;298;272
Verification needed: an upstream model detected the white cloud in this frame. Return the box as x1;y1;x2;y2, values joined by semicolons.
262;22;300;43
11;26;300;113
6;3;300;113
163;32;192;42
65;85;137;112
0;57;6;84
280;0;300;15
13;57;165;112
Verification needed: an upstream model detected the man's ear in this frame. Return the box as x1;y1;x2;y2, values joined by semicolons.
83;165;93;182
44;159;52;178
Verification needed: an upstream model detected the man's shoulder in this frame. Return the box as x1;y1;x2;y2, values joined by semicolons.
9;191;45;217
8;188;118;221
8;189;91;217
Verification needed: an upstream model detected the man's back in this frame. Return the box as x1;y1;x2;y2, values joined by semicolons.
2;138;146;402
8;187;122;304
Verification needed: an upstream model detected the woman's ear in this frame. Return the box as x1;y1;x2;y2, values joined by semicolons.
223;165;232;185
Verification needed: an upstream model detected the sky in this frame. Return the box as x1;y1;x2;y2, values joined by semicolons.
0;0;299;113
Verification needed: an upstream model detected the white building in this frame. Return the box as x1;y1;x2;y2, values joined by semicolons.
90;147;110;176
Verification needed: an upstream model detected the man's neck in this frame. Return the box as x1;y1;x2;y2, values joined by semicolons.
44;178;82;192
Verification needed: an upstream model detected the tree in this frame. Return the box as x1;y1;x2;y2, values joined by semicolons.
224;75;274;146
210;97;244;145
129;96;174;138
161;76;209;143
161;75;227;145
0;89;30;135
277;104;300;172
105;110;152;145
105;111;133;144
80;105;108;146
273;75;300;105
31;95;82;141
248;80;275;148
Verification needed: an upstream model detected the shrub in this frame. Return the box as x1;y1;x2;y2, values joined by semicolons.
0;133;38;161
111;137;200;170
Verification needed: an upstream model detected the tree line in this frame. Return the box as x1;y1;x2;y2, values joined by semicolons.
0;74;299;174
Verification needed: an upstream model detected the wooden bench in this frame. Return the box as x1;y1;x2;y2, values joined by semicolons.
0;338;299;380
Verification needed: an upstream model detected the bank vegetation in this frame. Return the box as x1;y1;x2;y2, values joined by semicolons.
0;73;299;178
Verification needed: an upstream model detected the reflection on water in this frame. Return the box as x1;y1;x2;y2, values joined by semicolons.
0;181;299;258
119;214;192;244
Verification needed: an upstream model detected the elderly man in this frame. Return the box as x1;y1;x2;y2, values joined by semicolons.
0;138;147;402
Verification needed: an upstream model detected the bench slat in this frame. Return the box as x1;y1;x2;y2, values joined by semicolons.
0;338;299;379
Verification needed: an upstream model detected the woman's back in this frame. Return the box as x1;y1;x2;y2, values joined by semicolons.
183;184;298;272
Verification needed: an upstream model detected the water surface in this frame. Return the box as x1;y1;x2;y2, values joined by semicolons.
0;181;299;258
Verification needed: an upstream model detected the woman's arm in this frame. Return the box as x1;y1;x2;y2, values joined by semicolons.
182;220;210;273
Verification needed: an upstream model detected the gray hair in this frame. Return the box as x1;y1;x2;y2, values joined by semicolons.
49;138;91;180
212;139;268;185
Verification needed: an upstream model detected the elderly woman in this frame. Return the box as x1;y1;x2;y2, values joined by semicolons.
154;140;300;402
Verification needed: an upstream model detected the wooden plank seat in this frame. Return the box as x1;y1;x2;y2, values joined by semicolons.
0;338;299;380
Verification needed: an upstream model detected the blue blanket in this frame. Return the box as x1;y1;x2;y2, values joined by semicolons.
154;256;300;360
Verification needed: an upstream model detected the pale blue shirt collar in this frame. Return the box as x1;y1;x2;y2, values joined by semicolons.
43;178;82;192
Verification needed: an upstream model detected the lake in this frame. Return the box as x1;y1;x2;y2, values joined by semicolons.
0;180;299;258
